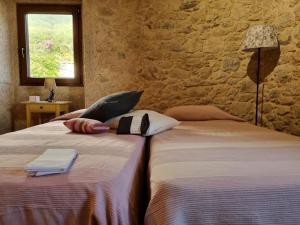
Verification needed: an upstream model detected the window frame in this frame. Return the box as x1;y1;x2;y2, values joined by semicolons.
17;4;83;86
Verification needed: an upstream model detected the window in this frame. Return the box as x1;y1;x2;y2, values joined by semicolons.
17;4;83;86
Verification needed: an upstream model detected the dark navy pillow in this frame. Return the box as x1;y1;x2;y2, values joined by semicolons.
80;90;143;122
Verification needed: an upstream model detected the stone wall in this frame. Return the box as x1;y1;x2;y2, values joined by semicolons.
0;0;15;134
1;0;299;135
83;0;143;105
83;0;300;136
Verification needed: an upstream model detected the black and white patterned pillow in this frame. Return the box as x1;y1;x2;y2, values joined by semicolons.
106;110;180;136
117;113;150;135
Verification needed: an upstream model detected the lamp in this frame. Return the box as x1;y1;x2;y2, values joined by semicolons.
242;25;278;125
44;78;57;102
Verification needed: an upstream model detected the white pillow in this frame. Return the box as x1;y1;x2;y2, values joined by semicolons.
105;110;180;136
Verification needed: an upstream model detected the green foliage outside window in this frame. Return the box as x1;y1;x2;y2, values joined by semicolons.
27;14;74;78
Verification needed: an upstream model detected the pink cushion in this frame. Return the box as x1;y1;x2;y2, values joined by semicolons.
164;105;245;122
51;109;86;121
63;118;110;134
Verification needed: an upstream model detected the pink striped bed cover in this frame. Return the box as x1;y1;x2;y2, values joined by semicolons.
0;121;146;225
145;121;300;225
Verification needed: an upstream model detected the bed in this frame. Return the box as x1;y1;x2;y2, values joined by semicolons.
0;121;146;225
145;120;300;225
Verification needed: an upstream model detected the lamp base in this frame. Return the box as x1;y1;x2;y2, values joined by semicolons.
46;90;55;102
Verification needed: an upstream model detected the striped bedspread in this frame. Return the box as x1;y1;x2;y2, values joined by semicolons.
145;121;300;225
0;121;146;225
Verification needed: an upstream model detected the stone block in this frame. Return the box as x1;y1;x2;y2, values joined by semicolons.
276;106;291;116
231;102;253;116
268;89;280;99
183;37;202;53
262;103;273;113
293;51;300;62
294;25;300;39
179;0;200;12
293;105;300;118
276;12;295;28
239;94;254;102
240;80;256;93
278;32;291;45
291;123;300;136
279;96;295;105
223;57;240;72
273;121;286;131
295;4;300;21
203;38;224;53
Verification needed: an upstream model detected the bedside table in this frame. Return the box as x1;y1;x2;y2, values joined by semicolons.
22;101;71;127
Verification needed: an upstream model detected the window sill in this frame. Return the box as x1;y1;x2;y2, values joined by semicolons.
20;78;83;87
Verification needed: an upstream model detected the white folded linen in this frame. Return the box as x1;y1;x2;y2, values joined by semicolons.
25;149;78;176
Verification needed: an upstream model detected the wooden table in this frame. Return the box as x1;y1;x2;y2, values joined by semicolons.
22;101;71;127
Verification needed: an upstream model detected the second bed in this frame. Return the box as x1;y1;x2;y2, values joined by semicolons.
145;119;300;225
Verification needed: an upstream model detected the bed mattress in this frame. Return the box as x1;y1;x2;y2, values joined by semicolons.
0;121;146;225
145;121;300;225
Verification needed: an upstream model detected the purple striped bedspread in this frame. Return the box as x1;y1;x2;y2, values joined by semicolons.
0;121;146;225
145;121;300;225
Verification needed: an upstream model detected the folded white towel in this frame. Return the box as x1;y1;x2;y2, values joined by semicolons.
25;149;78;176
